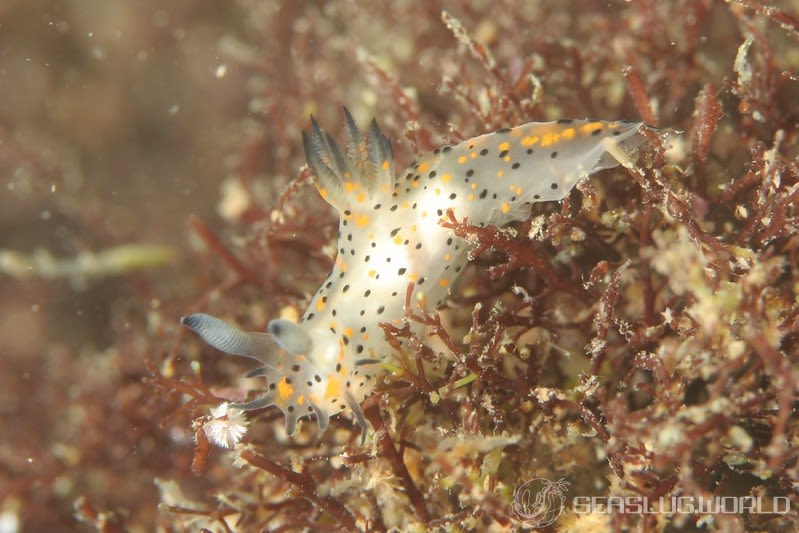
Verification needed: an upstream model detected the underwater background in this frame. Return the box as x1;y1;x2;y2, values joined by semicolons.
1;1;798;531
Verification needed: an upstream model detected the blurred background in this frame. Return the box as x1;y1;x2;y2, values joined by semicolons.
0;2;259;530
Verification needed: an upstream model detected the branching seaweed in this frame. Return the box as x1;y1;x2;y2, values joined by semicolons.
24;1;795;531
153;4;797;529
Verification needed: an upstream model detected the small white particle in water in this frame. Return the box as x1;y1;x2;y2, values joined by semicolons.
168;104;179;115
50;184;56;193
31;304;39;313
218;178;251;221
728;425;753;452
734;37;754;87
735;205;748;219
0;510;20;533
215;64;227;78
40;210;51;221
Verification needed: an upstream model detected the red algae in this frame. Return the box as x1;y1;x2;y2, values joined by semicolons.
2;1;798;531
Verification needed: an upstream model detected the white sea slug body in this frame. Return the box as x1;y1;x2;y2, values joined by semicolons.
181;109;651;438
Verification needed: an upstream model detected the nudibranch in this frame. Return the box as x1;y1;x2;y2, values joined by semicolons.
182;108;651;439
